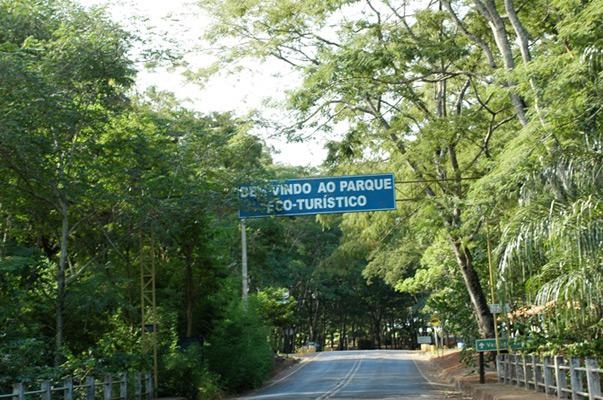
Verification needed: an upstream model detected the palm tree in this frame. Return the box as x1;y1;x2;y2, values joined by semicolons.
498;152;602;338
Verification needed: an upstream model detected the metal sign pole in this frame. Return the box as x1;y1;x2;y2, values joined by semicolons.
241;219;248;305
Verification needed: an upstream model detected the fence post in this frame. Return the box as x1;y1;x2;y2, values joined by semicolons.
12;383;24;400
585;358;601;399
496;354;507;382
120;373;128;400
145;373;153;400
513;354;521;386
534;355;544;392
526;354;533;388
521;354;529;387
544;356;554;395
41;381;51;400
104;374;113;400
86;376;96;400
64;377;73;400
569;357;583;400
134;372;141;400
502;354;510;384
554;355;568;399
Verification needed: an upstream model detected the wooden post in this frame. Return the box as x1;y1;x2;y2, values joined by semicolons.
504;354;511;384
525;355;536;389
479;352;486;384
12;383;24;400
64;378;73;400
86;376;95;400
41;381;51;400
104;375;113;400
497;354;503;382
120;373;128;400
534;355;543;392
514;355;523;386
507;354;514;384
585;358;601;399
134;372;142;400
569;358;583;400
145;373;153;400
521;354;529;387
544;356;553;395
554;356;568;399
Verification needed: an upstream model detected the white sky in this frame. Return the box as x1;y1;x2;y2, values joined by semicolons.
76;0;328;167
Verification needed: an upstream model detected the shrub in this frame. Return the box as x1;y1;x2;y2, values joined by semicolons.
160;344;222;400
205;298;273;393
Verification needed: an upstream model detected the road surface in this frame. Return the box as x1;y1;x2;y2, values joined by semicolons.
233;350;463;399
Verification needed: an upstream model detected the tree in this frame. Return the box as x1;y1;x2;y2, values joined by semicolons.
201;0;602;347
201;0;519;338
472;0;603;351
0;0;135;363
131;99;271;337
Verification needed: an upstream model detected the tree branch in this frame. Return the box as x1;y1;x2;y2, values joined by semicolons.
442;0;497;68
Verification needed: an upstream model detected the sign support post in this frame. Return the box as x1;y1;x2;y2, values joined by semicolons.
241;219;248;305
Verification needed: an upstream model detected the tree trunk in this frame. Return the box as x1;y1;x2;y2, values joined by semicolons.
503;0;549;131
448;234;494;338
55;198;68;366
185;259;194;337
474;0;528;126
183;243;195;338
442;0;497;68
504;0;531;64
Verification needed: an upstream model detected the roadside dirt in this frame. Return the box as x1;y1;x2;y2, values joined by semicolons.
414;349;499;387
270;355;300;377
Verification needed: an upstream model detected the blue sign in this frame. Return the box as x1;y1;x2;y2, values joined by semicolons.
239;173;396;218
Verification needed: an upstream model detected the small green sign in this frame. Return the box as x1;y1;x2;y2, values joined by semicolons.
475;338;522;352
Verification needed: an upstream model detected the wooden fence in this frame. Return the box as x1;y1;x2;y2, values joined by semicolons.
0;373;152;400
497;353;603;400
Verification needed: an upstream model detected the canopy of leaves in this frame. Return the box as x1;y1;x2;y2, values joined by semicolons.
202;0;602;351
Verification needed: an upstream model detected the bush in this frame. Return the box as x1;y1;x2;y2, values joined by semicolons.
205;298;273;393
0;337;54;388
160;344;222;400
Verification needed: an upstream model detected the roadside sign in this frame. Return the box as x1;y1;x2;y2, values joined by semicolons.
239;173;396;218
475;338;521;352
417;335;432;344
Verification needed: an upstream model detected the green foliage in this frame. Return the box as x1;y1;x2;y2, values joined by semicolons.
0;0;274;389
1;0;601;394
161;344;222;400
206;298;273;393
0;338;52;388
256;287;296;351
201;0;601;351
59;314;143;380
0;247;56;385
396;232;480;341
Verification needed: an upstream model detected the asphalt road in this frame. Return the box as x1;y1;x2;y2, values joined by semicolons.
232;350;463;400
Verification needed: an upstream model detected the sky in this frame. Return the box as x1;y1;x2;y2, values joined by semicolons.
76;0;328;167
